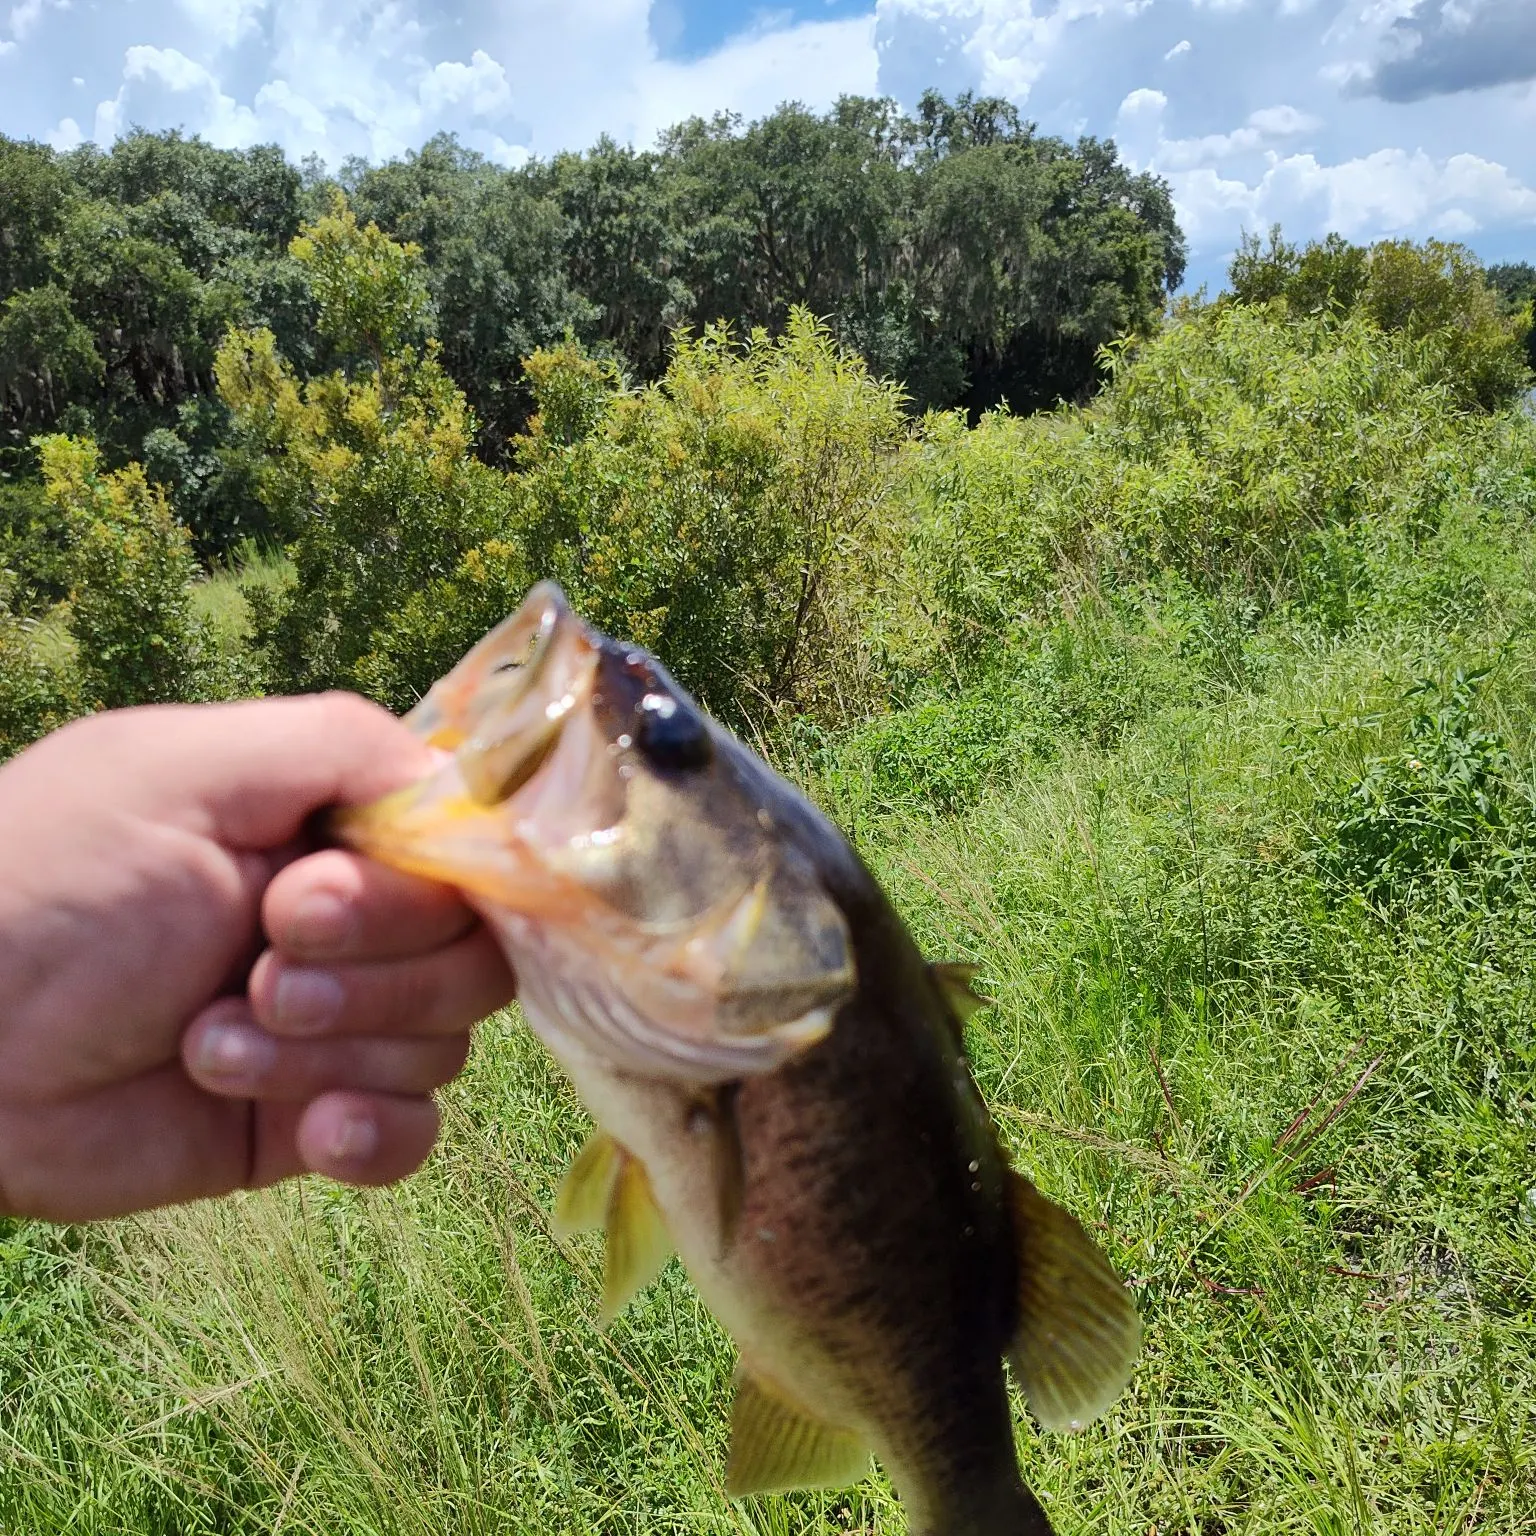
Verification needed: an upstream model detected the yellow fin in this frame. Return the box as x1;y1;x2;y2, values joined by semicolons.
1007;1171;1140;1433
725;1370;869;1497
553;1131;622;1237
932;962;988;1025
601;1155;672;1326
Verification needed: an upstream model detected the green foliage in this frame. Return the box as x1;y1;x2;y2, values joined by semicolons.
1229;229;1532;410
1319;671;1533;906
37;434;216;709
0;284;103;420
217;285;513;697
505;311;908;724
904;302;1481;668
0;608;76;756
1487;260;1536;374
289;190;434;367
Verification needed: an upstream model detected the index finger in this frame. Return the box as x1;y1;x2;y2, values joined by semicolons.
144;693;436;849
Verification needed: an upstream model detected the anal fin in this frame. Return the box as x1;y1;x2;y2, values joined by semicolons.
725;1369;869;1497
1007;1170;1140;1432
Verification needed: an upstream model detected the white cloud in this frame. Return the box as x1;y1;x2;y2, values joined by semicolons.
419;50;512;118
1164;38;1192;60
1171;147;1536;248
9;0;43;41
175;0;264;50
1247;104;1320;135
45;112;80;148
90;43;262;147
635;14;877;145
126;42;217;94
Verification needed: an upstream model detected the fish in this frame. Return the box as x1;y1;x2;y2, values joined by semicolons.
334;581;1140;1535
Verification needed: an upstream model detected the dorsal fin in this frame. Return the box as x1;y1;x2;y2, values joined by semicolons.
930;962;989;1040
1006;1170;1140;1432
725;1368;869;1497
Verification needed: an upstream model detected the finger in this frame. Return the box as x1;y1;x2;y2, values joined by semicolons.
183;1000;470;1101
294;1091;441;1186
246;927;514;1039
145;693;440;849
263;847;477;963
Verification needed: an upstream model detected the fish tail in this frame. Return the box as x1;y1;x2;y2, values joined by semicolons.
910;1473;1056;1535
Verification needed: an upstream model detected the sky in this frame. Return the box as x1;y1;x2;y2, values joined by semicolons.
2;0;1534;291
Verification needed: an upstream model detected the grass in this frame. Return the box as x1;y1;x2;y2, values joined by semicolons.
189;545;295;647
4;433;1536;1534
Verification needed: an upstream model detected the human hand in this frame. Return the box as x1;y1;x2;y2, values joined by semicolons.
0;694;515;1222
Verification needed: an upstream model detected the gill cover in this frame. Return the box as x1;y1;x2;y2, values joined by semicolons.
334;582;856;1083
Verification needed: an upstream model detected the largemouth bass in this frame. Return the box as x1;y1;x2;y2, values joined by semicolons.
336;582;1139;1534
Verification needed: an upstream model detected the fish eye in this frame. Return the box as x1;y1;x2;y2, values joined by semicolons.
635;691;712;772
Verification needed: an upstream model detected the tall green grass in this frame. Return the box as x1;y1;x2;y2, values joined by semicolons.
3;355;1535;1533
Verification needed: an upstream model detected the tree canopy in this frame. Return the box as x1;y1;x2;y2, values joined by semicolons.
1;94;1184;531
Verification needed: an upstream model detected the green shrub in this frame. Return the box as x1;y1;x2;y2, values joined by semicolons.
490;312;906;726
1319;671;1533;906
38;434;216;709
1228;230;1531;411
902;303;1480;665
0;607;76;757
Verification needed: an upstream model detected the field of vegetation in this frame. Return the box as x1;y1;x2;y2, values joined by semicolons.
3;114;1536;1534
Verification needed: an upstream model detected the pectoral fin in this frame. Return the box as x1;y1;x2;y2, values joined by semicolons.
601;1155;672;1326
725;1369;869;1497
553;1131;673;1325
1007;1171;1140;1432
553;1131;623;1235
688;1083;745;1257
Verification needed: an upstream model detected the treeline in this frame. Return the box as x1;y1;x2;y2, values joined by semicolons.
1;186;1529;759
0;92;1182;524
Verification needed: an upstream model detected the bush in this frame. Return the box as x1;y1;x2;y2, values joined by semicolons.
38;435;216;709
1229;230;1531;412
395;312;910;727
1319;671;1534;906
901;302;1481;665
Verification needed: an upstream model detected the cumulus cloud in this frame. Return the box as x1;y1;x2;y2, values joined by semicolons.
636;14;876;144
874;0;1149;109
1116;88;1319;171
1173;148;1536;248
3;0;1534;291
418;50;512;118
1353;0;1536;102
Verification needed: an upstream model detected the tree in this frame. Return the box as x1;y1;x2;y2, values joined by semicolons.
1486;262;1536;375
1228;230;1531;411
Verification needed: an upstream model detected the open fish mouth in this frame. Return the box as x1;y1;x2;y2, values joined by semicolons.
331;582;857;1084
404;581;599;805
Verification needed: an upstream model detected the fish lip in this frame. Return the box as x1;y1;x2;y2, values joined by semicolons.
405;581;600;809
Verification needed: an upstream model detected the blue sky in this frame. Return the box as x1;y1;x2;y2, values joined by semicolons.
2;1;1534;291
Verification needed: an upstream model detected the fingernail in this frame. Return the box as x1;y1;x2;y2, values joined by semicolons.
328;1112;378;1163
271;968;346;1035
194;1020;275;1080
289;890;353;952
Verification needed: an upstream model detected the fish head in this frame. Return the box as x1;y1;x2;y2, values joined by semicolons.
334;581;856;1080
